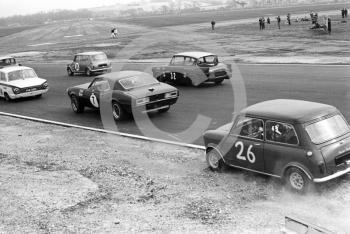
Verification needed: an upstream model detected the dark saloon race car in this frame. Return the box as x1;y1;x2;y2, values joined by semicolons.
204;99;350;193
67;51;111;76
152;52;230;86
67;71;179;121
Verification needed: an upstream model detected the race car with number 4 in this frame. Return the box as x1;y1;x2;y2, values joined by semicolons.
67;71;179;121
204;99;350;193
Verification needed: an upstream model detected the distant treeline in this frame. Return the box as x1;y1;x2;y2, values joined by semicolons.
0;9;93;27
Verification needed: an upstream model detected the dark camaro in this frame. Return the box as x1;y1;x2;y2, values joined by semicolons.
204;99;350;193
67;71;179;121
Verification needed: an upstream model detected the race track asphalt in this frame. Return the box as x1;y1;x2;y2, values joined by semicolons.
1;63;349;145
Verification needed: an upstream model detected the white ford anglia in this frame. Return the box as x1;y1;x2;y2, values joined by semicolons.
0;66;49;101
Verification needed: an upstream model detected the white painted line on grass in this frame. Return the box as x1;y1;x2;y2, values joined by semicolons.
0;112;206;150
28;42;56;47
64;34;83;38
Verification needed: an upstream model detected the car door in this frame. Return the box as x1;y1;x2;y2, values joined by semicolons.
72;55;81;73
223;116;265;171
263;120;307;176
83;78;110;109
0;71;6;97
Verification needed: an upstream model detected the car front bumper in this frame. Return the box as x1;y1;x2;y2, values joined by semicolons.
313;166;350;183
9;88;49;99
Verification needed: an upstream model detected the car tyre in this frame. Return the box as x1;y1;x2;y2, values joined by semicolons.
4;93;11;102
112;101;126;121
206;148;224;172
215;79;224;85
67;68;74;76
85;68;91;76
70;95;84;113
158;106;170;113
285;167;311;193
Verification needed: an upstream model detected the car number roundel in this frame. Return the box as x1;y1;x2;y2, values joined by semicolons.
90;93;99;108
74;63;79;71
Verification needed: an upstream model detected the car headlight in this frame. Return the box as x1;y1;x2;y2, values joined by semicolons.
136;97;150;106
42;82;48;89
12;87;20;94
165;91;178;99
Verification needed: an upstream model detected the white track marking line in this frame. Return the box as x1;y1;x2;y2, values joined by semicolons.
64;34;83;38
0;112;205;150
28;42;56;47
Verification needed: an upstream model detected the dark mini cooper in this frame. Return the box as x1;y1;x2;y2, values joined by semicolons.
152;52;230;86
67;71;179;121
204;99;350;192
67;51;111;76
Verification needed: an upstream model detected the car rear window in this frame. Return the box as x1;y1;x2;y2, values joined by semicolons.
305;114;350;144
119;75;158;90
197;55;218;66
8;69;37;81
91;54;107;61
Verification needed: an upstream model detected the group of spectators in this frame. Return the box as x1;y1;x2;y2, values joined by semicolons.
341;8;348;18
258;14;289;30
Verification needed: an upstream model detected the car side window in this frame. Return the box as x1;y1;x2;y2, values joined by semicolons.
265;121;299;145
183;57;195;66
234;116;264;140
170;56;185;65
0;72;6;81
94;80;110;91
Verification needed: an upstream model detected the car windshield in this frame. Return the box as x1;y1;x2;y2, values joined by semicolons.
8;69;37;81
305;114;350;144
0;58;16;66
91;54;107;61
119;75;158;90
197;55;218;66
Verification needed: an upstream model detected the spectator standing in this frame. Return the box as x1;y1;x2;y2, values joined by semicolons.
287;13;291;25
267;17;271;24
346;8;348;18
328;18;332;35
277;16;281;29
262;17;266;30
341;8;345;18
211;20;216;30
259;17;262;30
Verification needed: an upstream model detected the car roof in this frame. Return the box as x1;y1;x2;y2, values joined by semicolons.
174;51;215;59
0;55;14;60
75;51;106;56
0;65;32;73
241;99;338;124
98;71;154;81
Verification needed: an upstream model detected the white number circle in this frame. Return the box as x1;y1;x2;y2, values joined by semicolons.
90;93;99;108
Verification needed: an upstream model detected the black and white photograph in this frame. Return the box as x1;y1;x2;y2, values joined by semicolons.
0;0;349;233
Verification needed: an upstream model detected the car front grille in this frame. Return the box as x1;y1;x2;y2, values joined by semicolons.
149;93;165;102
335;153;350;166
215;70;227;77
20;85;43;93
98;64;108;68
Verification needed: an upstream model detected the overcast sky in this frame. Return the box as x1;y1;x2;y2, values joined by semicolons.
0;0;131;18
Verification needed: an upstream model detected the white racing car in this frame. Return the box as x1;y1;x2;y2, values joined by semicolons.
0;66;49;101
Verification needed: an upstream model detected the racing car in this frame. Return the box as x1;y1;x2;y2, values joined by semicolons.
67;51;112;76
67;71;179;121
204;99;350;193
0;66;49;101
152;52;230;86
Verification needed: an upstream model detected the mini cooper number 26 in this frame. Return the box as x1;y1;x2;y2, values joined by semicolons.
204;99;350;193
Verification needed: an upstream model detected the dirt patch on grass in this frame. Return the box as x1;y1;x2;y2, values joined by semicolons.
0;115;350;233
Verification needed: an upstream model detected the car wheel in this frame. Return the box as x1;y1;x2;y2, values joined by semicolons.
112;101;126;121
206;148;224;172
4;93;11;102
215;79;224;85
285;167;310;193
158;106;170;113
85;68;91;76
67;68;74;76
70;95;84;113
